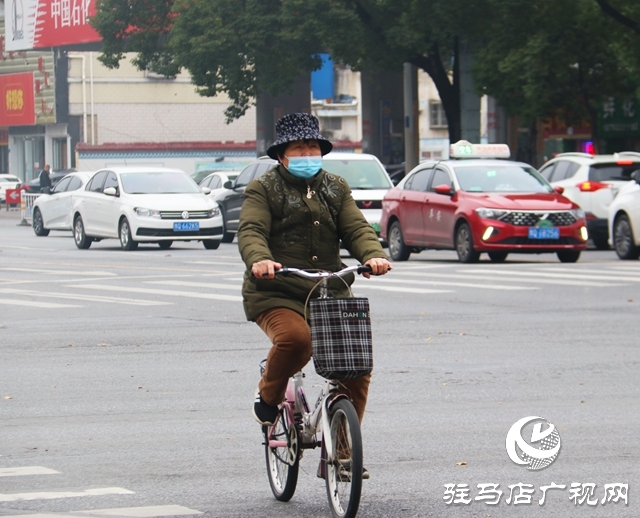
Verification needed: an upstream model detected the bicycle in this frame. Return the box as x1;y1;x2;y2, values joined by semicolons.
262;264;373;518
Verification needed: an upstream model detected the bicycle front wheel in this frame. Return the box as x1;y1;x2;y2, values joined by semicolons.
264;411;299;501
325;399;363;518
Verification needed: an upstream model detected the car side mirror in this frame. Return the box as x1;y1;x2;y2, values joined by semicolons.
201;186;212;195
554;185;565;194
433;184;454;196
103;187;118;197
223;180;233;189
632;170;640;184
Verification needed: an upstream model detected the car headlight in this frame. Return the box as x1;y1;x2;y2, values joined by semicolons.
208;206;220;218
475;207;508;220
134;207;161;218
570;208;586;220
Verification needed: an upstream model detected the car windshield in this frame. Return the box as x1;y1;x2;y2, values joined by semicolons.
588;164;640;182
120;172;201;194
322;159;393;189
454;164;552;193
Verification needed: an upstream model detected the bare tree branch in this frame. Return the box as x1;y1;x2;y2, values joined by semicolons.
595;0;640;35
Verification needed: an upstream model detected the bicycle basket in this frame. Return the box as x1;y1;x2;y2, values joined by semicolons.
308;297;373;380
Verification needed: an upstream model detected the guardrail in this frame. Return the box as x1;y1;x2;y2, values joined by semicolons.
19;193;42;226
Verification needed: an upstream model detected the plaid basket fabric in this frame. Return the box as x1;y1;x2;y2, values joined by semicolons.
309;297;373;380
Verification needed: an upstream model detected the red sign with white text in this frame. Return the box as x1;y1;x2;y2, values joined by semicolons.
4;0;101;51
0;72;36;126
5;189;22;205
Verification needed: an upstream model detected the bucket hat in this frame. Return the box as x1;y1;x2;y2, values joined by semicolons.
267;112;333;160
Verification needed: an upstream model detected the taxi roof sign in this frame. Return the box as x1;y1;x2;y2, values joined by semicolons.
450;140;510;159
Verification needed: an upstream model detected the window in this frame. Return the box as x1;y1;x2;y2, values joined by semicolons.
429;101;448;128
209;177;221;189
103;172;119;192
322;117;342;131
430;168;452;191
53;176;71;193
87;172;107;193
67;176;83;191
234;165;257;188
407;168;433;191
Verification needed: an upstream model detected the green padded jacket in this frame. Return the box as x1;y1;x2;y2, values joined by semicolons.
238;164;388;321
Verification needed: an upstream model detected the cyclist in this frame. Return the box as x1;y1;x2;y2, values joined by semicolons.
238;113;392;441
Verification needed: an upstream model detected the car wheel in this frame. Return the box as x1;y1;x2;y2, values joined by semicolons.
557;250;581;263
592;237;609;250
388;221;410;261
119;218;138;251
73;216;91;249
613;215;640;260
158;241;173;250
455;223;480;263
488;252;508;263
221;214;235;243
203;239;220;250
32;208;50;237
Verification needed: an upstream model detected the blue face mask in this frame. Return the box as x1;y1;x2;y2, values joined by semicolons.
285;156;322;179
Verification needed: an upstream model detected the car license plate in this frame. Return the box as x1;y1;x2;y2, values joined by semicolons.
174;221;199;231
528;227;559;239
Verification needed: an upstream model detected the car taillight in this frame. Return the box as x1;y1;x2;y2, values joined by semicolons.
577;181;610;192
616;160;634;165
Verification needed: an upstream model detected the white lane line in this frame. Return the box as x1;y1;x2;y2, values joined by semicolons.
0;467;60;477
80;505;203;516
354;284;452;294
356;277;537;291
398;270;620;287
67;284;242;302
0;288;171;306
536;267;640;281
0;268;116;277
0;487;134;502
146;280;239;291
0;299;80;308
463;268;632;284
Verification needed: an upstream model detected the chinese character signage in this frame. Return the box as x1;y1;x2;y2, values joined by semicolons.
0;72;36;126
598;97;640;138
4;0;101;51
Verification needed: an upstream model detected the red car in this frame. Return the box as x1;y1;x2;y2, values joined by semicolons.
380;141;589;263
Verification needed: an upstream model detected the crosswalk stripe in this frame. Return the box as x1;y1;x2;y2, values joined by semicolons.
357;277;538;291
398;270;620;287
0;487;134;502
0;268;116;277
354;284;452;294
0;467;60;477
0;288;171;306
146;280;239;291
67;284;243;302
463;268;632;284
0;299;80;308
537;267;640;281
79;505;203;516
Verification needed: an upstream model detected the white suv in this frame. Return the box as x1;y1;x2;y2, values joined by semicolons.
608;171;640;259
539;152;640;249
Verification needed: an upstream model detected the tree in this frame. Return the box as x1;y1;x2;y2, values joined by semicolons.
595;0;640;35
91;0;482;140
471;0;640;146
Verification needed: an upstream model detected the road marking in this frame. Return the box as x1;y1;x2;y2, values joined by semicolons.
354;284;452;294
357;276;538;291
0;268;116;277
537;267;640;281
0;467;60;477
0;299;80;308
0;487;134;502
463;268;632;284
67;284;243;302
0;288;171;306
79;505;203;516
402;270;621;287
146;280;240;291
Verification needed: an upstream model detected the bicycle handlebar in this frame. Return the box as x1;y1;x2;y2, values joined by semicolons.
273;264;372;278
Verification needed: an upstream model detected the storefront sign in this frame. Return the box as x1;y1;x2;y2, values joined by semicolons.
597;97;640;138
4;0;101;51
0;72;36;126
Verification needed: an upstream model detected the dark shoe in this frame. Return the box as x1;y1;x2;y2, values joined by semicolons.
252;389;279;426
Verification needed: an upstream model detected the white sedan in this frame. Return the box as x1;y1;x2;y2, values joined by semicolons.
32;172;92;236
71;166;223;250
608;170;640;259
0;174;22;204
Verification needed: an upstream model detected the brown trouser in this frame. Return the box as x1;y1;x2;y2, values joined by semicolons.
256;307;371;423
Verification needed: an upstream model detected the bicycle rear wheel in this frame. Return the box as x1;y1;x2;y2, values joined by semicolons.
264;410;299;501
325;399;362;518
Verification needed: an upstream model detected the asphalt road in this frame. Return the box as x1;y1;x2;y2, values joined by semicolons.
1;209;638;518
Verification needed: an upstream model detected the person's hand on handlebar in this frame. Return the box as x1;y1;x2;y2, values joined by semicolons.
362;257;393;279
252;259;282;279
